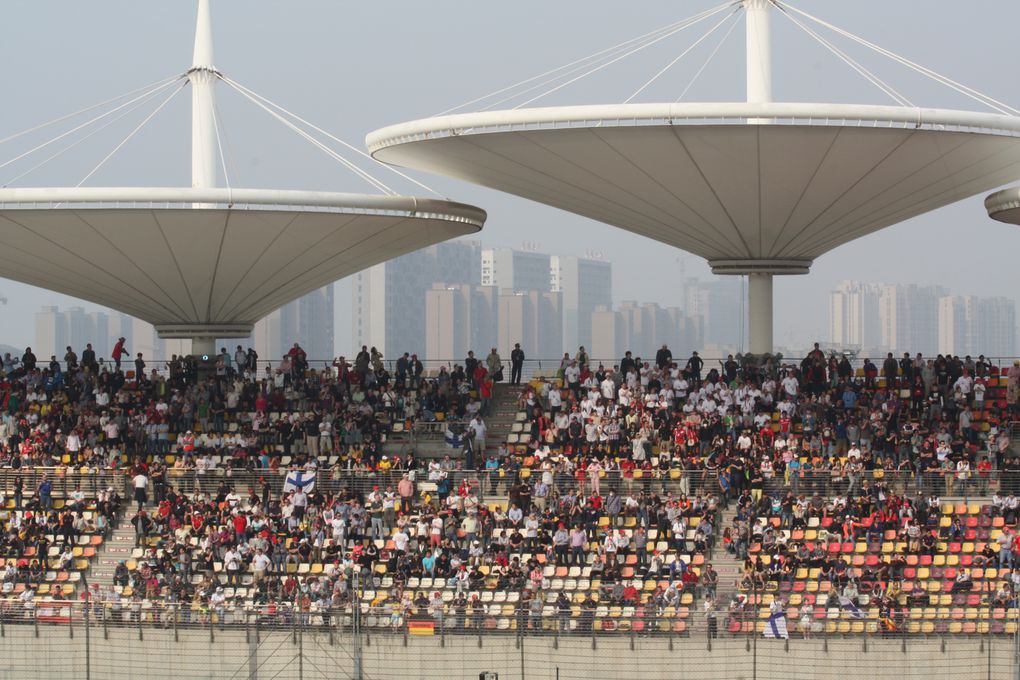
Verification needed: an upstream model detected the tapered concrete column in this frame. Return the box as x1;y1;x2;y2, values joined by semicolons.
747;272;773;355
709;258;812;355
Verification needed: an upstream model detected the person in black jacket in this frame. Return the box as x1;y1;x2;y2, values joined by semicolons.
510;343;525;384
655;344;672;370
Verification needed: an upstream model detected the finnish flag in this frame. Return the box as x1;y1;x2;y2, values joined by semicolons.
764;611;789;639
444;427;462;449
764;601;788;639
283;470;316;493
839;596;865;619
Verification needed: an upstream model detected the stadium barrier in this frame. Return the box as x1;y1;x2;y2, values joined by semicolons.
1;467;1018;505
0;600;1014;679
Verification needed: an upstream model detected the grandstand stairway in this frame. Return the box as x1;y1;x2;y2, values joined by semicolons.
484;383;523;458
710;505;744;606
88;512;137;590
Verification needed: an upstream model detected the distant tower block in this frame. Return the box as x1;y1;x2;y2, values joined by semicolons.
0;0;485;358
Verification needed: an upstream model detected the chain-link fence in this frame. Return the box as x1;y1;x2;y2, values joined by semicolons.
0;600;1015;679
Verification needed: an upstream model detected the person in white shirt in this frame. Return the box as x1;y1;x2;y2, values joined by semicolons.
954;373;974;399
548;387;563;415
210;587;227;626
224;548;242;585
393;528;410;554
132;473;148;510
469;416;487;456
781;373;799;400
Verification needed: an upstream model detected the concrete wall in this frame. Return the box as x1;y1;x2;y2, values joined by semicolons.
0;623;1014;680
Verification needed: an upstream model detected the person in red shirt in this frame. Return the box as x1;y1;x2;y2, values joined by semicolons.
479;375;494;416
233;513;248;542
622;582;639;605
680;567;700;592
111;337;128;371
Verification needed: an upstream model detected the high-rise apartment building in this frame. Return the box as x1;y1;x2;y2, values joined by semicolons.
938;295;1016;357
937;295;979;357
589;302;698;364
684;277;743;351
496;290;562;360
590;305;627;362
978;297;1017;357
481;248;551;292
878;284;944;356
550;255;612;352
352;241;482;360
828;280;882;350
254;284;334;364
424;284;497;362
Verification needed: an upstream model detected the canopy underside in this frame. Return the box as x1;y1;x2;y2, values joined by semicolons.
372;122;1020;262
0;207;480;326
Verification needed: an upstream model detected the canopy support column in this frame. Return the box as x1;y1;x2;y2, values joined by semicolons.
708;258;813;355
747;272;773;355
191;337;216;359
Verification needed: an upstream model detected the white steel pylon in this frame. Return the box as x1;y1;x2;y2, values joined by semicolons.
189;0;218;190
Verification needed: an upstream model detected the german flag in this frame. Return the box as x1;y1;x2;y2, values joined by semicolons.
408;620;436;636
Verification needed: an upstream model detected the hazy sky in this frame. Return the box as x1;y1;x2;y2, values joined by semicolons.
2;1;1019;353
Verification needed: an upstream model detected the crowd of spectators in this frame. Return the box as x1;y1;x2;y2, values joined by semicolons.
1;338;1019;633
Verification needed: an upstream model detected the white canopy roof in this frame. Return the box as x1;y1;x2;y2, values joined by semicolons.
0;187;484;336
369;102;1020;271
986;187;1020;226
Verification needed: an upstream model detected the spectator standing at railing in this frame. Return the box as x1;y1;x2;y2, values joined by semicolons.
510;343;525;385
21;347;36;372
37;474;52;511
109;337;127;371
486;347;503;383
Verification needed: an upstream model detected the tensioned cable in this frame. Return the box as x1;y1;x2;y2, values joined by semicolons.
208;82;232;193
0;73;183;147
75;80;188;187
3;80;187;187
777;0;1020;116
222;77;395;194
0;77;185;172
474;4;739;113
773;3;912;107
222;75;441;197
435;1;737;116
676;8;741;102
476;34;686;113
223;77;394;194
624;7;741;104
513;2;737;109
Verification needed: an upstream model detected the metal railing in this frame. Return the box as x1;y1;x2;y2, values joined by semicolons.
1;467;1018;504
23;354;1020;382
1;599;1016;640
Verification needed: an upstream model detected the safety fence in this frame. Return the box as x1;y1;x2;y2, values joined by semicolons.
2;467;1020;504
32;354;1020;383
0;600;1015;679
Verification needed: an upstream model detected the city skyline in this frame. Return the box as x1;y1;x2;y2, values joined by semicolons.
829;280;1017;358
